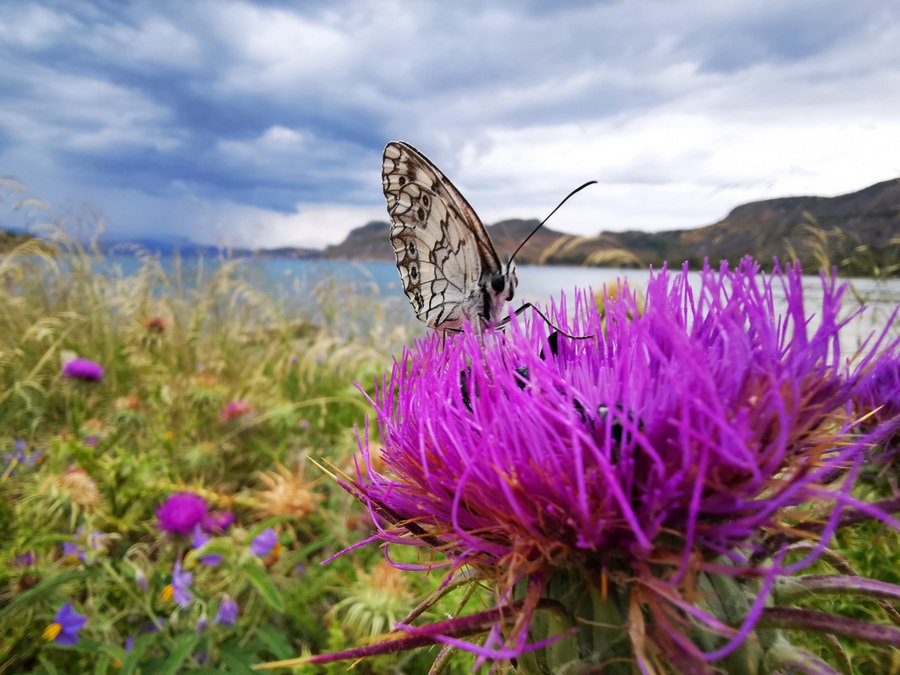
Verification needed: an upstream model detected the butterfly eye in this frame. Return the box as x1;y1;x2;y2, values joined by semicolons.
490;275;505;293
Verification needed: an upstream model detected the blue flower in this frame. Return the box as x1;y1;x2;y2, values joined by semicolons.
250;528;277;557
42;603;86;646
191;525;222;566
214;597;238;626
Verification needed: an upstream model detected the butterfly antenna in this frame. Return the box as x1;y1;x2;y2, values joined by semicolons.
507;180;597;267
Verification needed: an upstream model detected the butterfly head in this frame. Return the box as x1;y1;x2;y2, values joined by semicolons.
481;261;518;324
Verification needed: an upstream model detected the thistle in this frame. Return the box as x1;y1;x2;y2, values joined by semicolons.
282;259;900;673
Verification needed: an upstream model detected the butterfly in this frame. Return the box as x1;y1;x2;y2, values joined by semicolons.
382;141;595;332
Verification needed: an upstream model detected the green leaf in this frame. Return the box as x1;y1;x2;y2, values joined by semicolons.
159;633;200;675
256;624;295;660
119;632;161;675
242;561;285;613
37;655;59;675
183;537;233;567
218;645;259;674
0;570;87;618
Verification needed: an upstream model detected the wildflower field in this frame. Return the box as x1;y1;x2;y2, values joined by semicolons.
1;236;899;673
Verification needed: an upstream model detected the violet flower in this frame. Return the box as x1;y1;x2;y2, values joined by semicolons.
201;510;235;534
169;560;193;608
42;603;86;646
62;358;104;382
191;525;222;566
214;597;239;626
156;492;208;535
250;528;277;557
62;541;86;564
345;259;899;667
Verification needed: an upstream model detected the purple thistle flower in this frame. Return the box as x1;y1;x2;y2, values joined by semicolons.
42;603;86;646
250;528;277;557
201;510;235;534
62;358;104;382
219;399;252;421
350;259;900;664
853;355;900;428
214;597;238;626
191;525;222;566
156;492;208;535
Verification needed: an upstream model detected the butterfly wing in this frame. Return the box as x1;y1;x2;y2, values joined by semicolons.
383;141;502;329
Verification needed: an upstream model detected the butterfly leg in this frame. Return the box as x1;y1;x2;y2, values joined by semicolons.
504;303;592;341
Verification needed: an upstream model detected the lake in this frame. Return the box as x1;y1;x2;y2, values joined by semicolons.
75;255;900;353
109;256;899;352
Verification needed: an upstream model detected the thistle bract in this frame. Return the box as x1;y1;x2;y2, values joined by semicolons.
354;259;899;667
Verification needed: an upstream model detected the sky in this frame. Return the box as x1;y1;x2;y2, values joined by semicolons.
1;0;899;249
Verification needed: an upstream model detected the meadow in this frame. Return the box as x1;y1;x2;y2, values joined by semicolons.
1;234;898;674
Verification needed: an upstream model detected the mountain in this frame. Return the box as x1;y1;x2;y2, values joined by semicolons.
3;179;898;275
322;218;569;264
324;178;900;276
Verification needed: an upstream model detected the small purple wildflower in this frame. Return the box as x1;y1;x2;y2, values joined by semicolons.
62;541;86;564
170;560;193;608
62;358;104;382
191;525;222;566
250;528;277;557
2;441;41;476
42;603;86;645
196;616;208;634
83;435;98;448
350;259;900;665
134;567;149;592
214;597;239;626
156;492;208;535
125;635;135;652
14;551;36;567
201;510;235;534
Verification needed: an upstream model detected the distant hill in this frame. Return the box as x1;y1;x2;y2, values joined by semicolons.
322;218;569;265
323;178;900;276
4;178;898;275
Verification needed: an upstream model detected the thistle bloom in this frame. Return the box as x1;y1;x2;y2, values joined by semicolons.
214;597;239;626
349;259;899;667
220;400;252;421
62;358;104;382
156;492;208;535
42;603;86;646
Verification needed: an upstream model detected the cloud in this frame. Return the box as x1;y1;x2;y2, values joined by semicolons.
1;0;898;247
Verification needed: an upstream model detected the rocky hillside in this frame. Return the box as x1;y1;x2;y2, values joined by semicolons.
325;178;900;275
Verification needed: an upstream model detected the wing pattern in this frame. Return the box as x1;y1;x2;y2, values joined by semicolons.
382;141;502;329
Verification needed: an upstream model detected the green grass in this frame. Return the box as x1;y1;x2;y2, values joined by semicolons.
1;230;897;673
0;235;480;673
